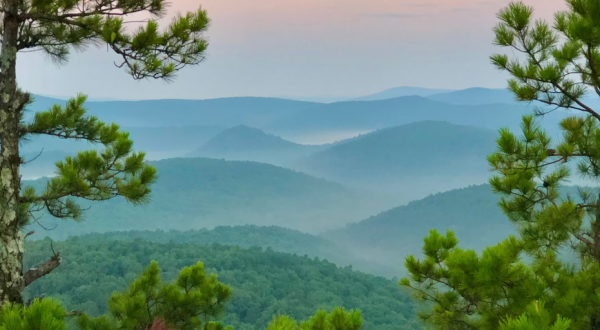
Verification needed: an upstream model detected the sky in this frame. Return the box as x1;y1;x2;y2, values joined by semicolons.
17;0;568;100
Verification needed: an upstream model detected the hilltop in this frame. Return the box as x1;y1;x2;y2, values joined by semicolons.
189;125;325;165
291;121;497;200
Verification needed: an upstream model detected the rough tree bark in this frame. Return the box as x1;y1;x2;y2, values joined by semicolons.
0;0;28;305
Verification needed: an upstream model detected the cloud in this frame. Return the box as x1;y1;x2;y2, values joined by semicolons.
361;13;420;19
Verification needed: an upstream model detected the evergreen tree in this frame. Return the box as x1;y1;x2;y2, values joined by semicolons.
76;261;232;330
401;0;600;329
0;0;210;304
266;308;362;330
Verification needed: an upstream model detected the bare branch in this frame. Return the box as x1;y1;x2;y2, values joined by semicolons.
23;251;61;287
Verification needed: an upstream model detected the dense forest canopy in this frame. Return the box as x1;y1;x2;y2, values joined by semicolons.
24;236;421;330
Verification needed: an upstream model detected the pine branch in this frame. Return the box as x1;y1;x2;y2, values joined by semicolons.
15;1;210;79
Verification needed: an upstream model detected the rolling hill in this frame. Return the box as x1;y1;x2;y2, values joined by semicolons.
353;86;454;101
25;158;394;239
325;183;588;277
291;121;498;201
326;184;510;251
188;125;325;165
323;184;513;277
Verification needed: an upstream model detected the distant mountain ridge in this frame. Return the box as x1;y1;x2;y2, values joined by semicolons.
426;87;517;105
266;95;568;138
25;95;321;128
353;87;455;101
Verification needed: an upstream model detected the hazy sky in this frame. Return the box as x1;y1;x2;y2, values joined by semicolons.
18;0;567;100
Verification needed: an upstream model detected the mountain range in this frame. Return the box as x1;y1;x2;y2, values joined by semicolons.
353;86;454;101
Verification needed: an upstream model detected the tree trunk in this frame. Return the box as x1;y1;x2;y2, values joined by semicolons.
0;0;25;305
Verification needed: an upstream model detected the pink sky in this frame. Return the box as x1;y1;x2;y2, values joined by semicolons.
18;0;569;100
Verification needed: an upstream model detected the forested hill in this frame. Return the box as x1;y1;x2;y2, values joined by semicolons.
77;226;340;260
321;184;511;276
77;226;402;277
325;183;590;276
291;121;498;200
189;125;324;164
25;237;421;330
25;158;393;239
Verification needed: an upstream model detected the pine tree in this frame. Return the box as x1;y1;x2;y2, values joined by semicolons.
0;298;66;330
266;308;362;330
76;261;232;330
401;0;600;329
0;0;210;305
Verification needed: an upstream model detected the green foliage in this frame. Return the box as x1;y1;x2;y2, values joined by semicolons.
267;308;362;330
76;261;231;330
19;0;209;80
299;308;362;330
13;0;211;226
24;236;420;330
19;94;158;226
267;315;299;330
500;301;572;330
0;298;66;330
402;0;600;329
